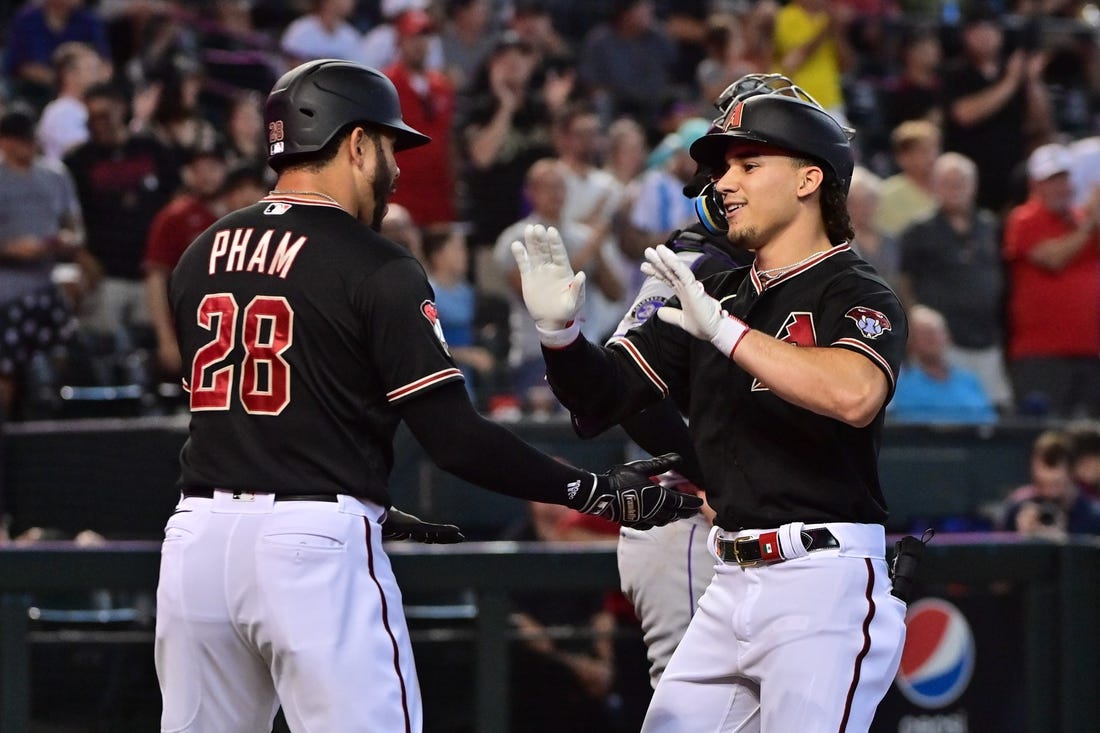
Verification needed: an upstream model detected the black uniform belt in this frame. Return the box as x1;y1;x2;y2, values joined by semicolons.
182;489;338;503
716;527;840;567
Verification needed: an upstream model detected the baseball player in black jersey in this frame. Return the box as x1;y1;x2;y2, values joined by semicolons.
601;75;848;691
153;59;699;733
513;89;909;731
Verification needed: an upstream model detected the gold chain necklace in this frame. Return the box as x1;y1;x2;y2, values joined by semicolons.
756;248;828;281
269;189;341;205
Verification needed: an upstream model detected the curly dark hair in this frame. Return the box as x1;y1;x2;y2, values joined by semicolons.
791;156;853;246
821;177;854;246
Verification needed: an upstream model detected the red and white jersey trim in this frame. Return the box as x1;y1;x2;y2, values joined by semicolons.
833;337;896;387
750;243;851;293
387;368;464;402
261;194;347;212
610;337;669;397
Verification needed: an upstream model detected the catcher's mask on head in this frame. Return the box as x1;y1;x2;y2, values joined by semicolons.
264;59;430;167
691;74;855;235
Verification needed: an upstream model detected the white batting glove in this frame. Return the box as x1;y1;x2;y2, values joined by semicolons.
511;224;586;347
641;245;749;358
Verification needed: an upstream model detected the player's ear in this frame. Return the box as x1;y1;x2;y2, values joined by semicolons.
796;164;824;198
348;126;368;165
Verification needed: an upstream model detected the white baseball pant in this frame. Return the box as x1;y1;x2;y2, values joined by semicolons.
155;491;421;733
642;522;906;732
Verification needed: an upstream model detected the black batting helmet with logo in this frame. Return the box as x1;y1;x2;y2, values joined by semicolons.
264;59;430;165
689;93;854;193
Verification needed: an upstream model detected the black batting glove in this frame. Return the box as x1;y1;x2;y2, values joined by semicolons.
570;453;702;529
382;507;465;543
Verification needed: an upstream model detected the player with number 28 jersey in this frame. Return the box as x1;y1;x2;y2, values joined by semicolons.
172;194;455;506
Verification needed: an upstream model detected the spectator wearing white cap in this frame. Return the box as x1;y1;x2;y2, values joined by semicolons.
1002;143;1100;417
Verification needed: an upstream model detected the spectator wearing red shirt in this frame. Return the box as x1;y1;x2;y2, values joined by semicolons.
1003;143;1100;417
384;10;457;226
142;153;266;376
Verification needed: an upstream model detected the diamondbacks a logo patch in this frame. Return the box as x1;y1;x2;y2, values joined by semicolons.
722;100;745;131
421;300;450;355
845;307;892;340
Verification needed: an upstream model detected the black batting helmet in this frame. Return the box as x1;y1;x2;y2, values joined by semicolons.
264;59;430;166
690;93;854;192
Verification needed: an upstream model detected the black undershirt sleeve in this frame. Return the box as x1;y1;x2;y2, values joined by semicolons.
544;337;704;486
618;399;706;487
397;382;594;505
543;336;657;425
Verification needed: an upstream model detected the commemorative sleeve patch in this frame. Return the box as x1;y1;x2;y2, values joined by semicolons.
845;306;892;340
631;295;667;325
420;300;450;355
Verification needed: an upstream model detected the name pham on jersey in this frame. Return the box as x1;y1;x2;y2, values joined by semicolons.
207;228;307;279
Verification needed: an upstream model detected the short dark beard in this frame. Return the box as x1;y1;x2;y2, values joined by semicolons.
727;226;760;251
369;134;394;231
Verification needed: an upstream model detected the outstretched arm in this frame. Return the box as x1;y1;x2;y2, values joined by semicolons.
398;383;700;528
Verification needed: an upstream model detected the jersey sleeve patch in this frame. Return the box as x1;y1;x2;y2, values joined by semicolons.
421;299;450;356
844;307;892;340
631;295;667;325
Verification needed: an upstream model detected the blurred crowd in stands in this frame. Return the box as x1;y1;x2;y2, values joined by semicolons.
4;3;1100;726
0;0;1099;427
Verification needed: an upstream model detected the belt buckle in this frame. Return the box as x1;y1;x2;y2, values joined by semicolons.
732;535;761;567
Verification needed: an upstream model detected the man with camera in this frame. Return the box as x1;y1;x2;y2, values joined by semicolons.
1002;429;1100;539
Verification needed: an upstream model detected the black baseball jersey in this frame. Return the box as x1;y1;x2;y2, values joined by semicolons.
546;243;907;530
170;195;463;505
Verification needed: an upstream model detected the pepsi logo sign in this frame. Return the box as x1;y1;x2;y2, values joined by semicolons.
895;598;975;709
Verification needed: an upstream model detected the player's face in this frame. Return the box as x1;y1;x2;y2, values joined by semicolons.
713;143;810;251
361;131;399;231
